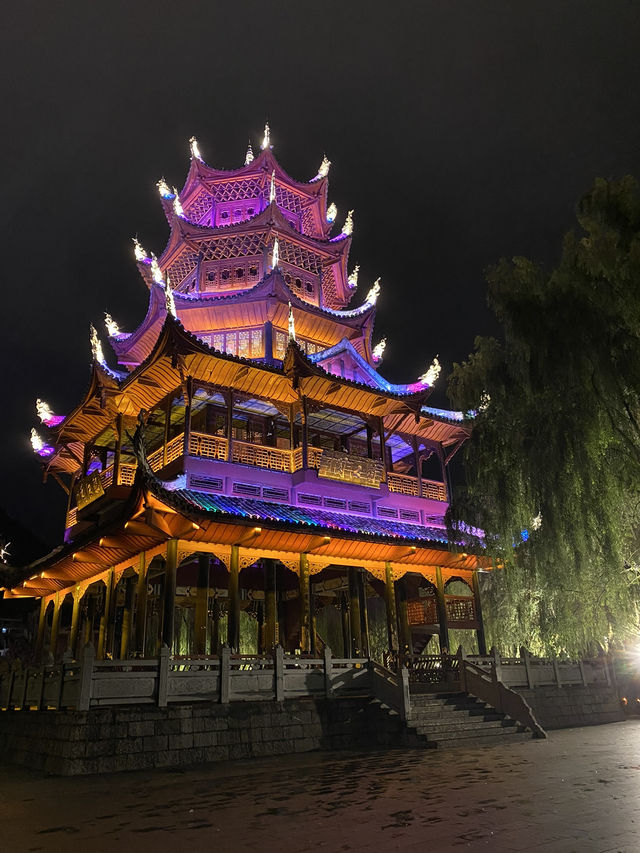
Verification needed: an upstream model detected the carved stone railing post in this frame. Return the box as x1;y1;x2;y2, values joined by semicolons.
220;644;231;704
158;645;170;707
274;645;285;702
324;647;333;698
78;643;95;711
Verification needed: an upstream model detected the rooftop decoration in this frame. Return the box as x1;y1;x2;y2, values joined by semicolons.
326;202;337;224
271;238;280;270
104;313;121;337
314;155;331;180
341;210;354;237
164;277;177;319
348;265;359;289
150;254;164;285
0;538;10;564
269;170;276;203
245;141;254;165
189;136;203;161
372;337;387;362
157;177;172;198
418;356;441;387
365;278;381;305
30;428;54;458
35;399;64;427
261;122;270;150
90;325;106;366
132;237;148;263
288;302;296;341
172;188;184;218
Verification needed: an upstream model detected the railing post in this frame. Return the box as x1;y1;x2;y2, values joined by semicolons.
274;645;285;702
158;644;170;707
521;647;533;688
458;647;467;691
399;665;411;721
491;646;503;683
220;644;231;704
552;658;562;688
78;643;95;711
578;658;587;686
324;647;333;698
59;651;72;709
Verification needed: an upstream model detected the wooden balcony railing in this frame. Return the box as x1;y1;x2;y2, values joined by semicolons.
189;432;228;460
231;440;291;472
387;471;447;501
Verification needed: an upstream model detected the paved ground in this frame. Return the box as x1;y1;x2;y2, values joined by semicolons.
2;721;640;852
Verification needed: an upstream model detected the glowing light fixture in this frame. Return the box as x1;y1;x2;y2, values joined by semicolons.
341;209;354;236
372;337;387;361
172;188;184;218
269;170;276;203
132;237;148;262
104;313;120;337
157;177;172;198
189;136;202;161
90;325;106;365
262;122;270;150
348;265;360;288
245;141;254;165
531;513;542;531
326;202;337;223
418;356;441;387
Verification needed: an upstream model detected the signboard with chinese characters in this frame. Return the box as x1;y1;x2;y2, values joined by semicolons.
76;471;105;510
317;449;384;489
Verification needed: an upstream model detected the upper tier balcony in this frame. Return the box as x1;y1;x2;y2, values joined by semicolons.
66;430;448;532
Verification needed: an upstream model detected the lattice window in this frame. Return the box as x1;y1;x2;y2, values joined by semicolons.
238;330;250;358
166;250;199;288
213;333;224;351
185;190;213;224
275;185;303;214
198;234;264;261
274;331;287;360
322;267;341;308
278;238;322;274
301;206;316;237
209;328;263;358
251;329;263;356
210;178;262;202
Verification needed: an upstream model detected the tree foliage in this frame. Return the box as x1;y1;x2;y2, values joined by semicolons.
448;177;640;656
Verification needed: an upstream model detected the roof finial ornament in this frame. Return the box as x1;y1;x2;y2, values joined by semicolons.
262;122;271;150
150;253;164;285
30;428;44;454
104;313;120;337
288;302;296;341
341;209;354;237
418;356;441;387
315;155;331;180
348;265;360;289
172;188;184;218
365;278;381;305
189;136;203;161
272;238;280;270
90;324;106;366
372;338;387;362
245;140;255;165
164;275;177;319
326;202;337;224
269;170;276;204
36;399;54;424
132;236;148;262
157;177;171;198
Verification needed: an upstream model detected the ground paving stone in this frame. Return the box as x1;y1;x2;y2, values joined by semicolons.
2;721;640;851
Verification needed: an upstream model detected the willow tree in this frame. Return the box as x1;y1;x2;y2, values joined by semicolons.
448;177;640;656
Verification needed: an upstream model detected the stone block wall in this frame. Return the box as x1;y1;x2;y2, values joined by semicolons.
518;684;624;730
0;697;407;776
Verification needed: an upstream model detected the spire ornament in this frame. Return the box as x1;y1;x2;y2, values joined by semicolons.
272;238;280;270
269;170;276;204
348;265;360;289
104;313;120;337
326;202;337;224
261;122;271;150
418;356;441;387
288;302;296;341
189;136;202;161
157;177;171;198
90;325;106;365
245;140;254;165
132;237;148;262
341;210;354;237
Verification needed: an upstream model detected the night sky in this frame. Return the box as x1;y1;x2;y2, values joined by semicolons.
2;1;639;552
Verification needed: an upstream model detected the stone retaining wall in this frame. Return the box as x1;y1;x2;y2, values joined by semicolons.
518;684;624;730
0;698;406;776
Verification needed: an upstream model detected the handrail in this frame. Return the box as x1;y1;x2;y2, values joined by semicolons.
461;659;546;738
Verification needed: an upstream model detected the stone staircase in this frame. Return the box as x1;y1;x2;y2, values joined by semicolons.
405;691;537;748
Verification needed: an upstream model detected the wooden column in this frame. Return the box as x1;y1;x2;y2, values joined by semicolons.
183;376;193;456
384;562;399;652
395;578;412;655
113;413;123;486
264;559;277;651
195;554;210;655
226;391;234;463
347;567;362;657
299;553;311;653
340;593;351;657
366;424;374;459
82;594;95;648
358;570;370;658
211;597;221;654
301;397;309;469
68;589;82;657
49;593;61;660
135;553;148;656
120;576;134;659
228;545;240;652
162;395;172;467
35;598;47;662
412;438;423;496
472;570;487;655
435;566;450;652
378;417;388;479
162;539;178;652
264;320;274;364
104;568;118;660
97;569;114;660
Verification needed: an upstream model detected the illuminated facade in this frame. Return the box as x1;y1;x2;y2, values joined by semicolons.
10;130;487;663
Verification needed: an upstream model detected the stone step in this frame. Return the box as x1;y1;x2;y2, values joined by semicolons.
409;703;490;717
429;730;535;749
412;717;516;736
411;713;509;730
427;724;530;743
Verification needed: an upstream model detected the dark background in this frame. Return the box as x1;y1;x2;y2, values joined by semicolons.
1;1;639;554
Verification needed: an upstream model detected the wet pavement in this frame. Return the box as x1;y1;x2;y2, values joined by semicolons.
2;721;640;852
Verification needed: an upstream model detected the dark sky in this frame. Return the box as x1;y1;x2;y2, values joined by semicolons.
1;1;639;550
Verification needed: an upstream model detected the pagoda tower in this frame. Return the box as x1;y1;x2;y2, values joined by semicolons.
9;128;487;665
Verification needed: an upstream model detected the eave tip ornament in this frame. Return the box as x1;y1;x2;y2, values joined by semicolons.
104;313;121;337
90;324;106;366
348;265;359;289
372;337;387;363
326;202;337;224
261;122;271;150
365;278;381;305
418;356;441;387
30;428;53;458
271;238;280;270
164;276;177;319
36;398;64;427
189;136;203;161
341;210;354;237
172;188;185;218
150;253;164;285
288;302;296;341
132;237;148;263
157;177;172;199
314;155;331;181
